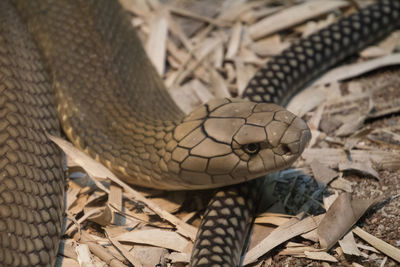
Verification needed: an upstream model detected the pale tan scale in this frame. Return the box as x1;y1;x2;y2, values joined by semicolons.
210;255;223;262
212;246;224;254
183;105;207;122
214;228;226;236
171;147;188;162
213;237;224;245
180;170;212;185
212;200;222;208
210;102;255;118
229;217;239;227
287;141;301;154
253;103;282;113
165;139;177;152
201;229;214;238
203;118;244;144
158;158;168;172
266;121;289;147
233;125;267;145
232;207;242;217
224;198;234;206
173;120;202;141
208;154;240;175
246;112;274;126
181;156;208;172
179;127;206;148
231;160;249;178
281;119;306;144
273;144;289;156
274;155;286;167
199;239;211;246
213;174;234;184
274;110;296;124
248;154;265;174
197;258;209;265
167;160;180;174
191;139;231;158
204;220;215;227
206;98;230;111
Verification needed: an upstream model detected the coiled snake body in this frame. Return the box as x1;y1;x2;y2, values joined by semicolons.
0;0;398;266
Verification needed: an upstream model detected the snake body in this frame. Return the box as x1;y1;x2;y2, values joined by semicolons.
0;0;398;266
191;0;400;266
1;0;310;265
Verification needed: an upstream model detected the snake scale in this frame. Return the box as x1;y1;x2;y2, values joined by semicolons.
0;0;398;266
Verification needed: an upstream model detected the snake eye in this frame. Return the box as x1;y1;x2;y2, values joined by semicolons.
243;143;260;155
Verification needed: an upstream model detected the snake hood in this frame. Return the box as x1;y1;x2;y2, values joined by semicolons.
169;98;311;189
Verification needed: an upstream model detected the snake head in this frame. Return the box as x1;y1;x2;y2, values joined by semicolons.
170;98;311;188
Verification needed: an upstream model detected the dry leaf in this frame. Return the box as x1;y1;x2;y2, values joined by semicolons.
248;0;348;40
115;229;191;252
304;251;338;262
310;160;338;186
316;54;400;85
353;227;400;263
47;134;197;241
244;214;324;265
338;231;361;256
318;193;379;250
338;162;380;180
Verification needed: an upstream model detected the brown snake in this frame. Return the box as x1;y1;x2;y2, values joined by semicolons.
0;0;398;266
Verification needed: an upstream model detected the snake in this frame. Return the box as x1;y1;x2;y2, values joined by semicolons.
0;0;398;266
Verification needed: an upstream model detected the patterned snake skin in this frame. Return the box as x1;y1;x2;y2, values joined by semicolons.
190;1;400;266
0;1;64;266
1;0;311;266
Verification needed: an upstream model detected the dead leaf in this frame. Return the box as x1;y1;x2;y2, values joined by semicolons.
338;161;380;180
310;160;338;186
115;229;191;252
338;231;361;256
318;193;379;250
244;214;324;265
353;227;400;263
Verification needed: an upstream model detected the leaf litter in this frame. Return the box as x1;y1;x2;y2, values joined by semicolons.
55;0;400;266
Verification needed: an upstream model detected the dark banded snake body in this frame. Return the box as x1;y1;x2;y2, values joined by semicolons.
0;0;398;266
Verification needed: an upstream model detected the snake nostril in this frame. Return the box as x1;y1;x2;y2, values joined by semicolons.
281;144;291;155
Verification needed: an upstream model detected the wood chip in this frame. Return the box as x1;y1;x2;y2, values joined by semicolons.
339;231;361;256
244;214;324;265
338;161;380;180
318;193;379;250
330;177;353;193
304;251;338;262
353;227;400;263
115;229;191;253
226;21;243;59
146;10;169;75
310;159;338;186
248;0;348;40
316;54;400;85
48;135;197;241
302;148;400;170
75;244;93;267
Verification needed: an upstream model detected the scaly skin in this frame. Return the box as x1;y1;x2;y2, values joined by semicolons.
12;0;309;190
1;0;310;265
0;1;64;266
